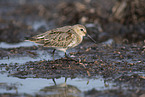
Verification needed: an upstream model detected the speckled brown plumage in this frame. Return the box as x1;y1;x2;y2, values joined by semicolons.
29;24;87;53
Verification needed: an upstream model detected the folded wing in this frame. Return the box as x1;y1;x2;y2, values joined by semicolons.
29;28;76;48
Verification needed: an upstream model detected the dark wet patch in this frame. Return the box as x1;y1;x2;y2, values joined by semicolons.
2;42;144;80
114;74;145;89
0;46;39;59
85;89;145;97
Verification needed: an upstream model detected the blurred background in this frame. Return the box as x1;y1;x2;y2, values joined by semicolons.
0;0;145;43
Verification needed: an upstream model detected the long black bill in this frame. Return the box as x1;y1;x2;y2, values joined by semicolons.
87;34;97;44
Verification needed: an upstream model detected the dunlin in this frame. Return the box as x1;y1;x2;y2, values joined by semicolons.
28;24;96;60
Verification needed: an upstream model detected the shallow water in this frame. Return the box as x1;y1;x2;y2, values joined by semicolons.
0;41;37;49
0;73;114;96
0;41;114;96
0;50;53;64
0;41;76;64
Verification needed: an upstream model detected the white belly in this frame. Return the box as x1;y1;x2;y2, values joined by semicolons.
56;47;67;52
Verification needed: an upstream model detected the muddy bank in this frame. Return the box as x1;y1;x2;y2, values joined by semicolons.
0;41;145;97
1;42;145;79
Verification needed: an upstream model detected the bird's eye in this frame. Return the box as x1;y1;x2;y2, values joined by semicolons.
80;29;84;31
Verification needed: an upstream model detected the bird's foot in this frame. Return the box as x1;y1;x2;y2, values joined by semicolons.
64;53;78;62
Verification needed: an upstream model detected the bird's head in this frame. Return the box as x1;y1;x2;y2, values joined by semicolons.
72;24;97;44
72;24;87;36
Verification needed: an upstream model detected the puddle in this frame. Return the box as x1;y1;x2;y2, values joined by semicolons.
0;41;77;64
0;55;51;64
0;50;54;64
0;41;37;49
0;73;114;96
0;50;67;64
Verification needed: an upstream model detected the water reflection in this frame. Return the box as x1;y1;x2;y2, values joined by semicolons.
39;82;82;97
0;73;112;96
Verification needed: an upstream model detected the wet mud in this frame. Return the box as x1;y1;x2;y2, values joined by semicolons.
0;0;145;97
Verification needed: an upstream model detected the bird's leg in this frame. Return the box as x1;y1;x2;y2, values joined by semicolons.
65;77;67;83
52;78;56;85
52;49;56;61
65;52;68;58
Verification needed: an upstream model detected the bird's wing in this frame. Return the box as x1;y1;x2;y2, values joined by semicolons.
29;27;76;48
